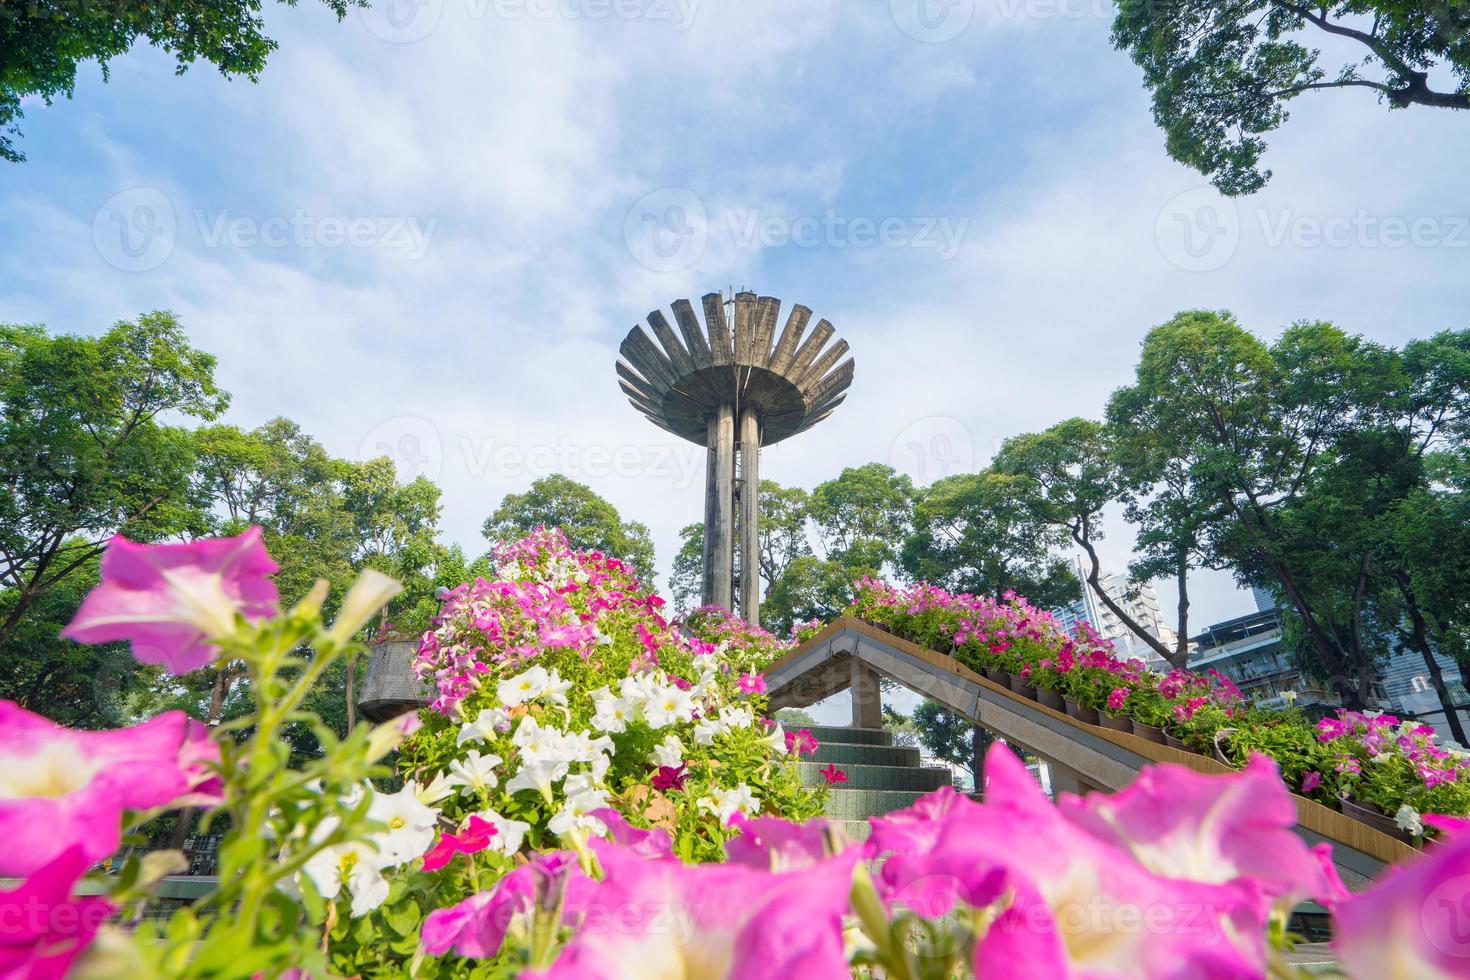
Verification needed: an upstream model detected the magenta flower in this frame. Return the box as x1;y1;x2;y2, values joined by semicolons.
587;809;675;861
63;527;279;673
726;813;852;871
872;744;1273;974
785;729;819;756
423;852;594;960
0;701;222;876
1106;687;1128;711
1333;831;1470;976
651;763;688;792
1300;770;1323;794
819;764;847;785
1058;753;1341;908
524;836;860;979
0;846;113;979
422;816;498;872
737;672;766;695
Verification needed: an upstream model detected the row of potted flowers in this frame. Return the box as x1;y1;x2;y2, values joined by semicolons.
845;578;1470;843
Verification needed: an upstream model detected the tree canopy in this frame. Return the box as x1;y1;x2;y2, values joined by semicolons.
1112;1;1470;194
483;474;657;586
0;0;363;162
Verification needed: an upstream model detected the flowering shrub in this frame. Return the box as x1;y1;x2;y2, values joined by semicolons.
846;577;1470;831
15;527;1470;978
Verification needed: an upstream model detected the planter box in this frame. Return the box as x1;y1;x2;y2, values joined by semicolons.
1131;720;1167;745
1037;688;1065;711
1164;733;1190;752
1063;696;1099;726
1100;713;1132;733
985;668;1011;688
1007;674;1039;701
1339;796;1415;845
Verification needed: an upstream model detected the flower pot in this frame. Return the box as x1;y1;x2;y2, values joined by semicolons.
1037;687;1065;711
1131;720;1167;744
1212;728;1239;769
985;668;1011;688
1007;675;1038;701
1100;712;1132;733
1164;733;1190;752
1063;697;1099;726
1339;795;1415;845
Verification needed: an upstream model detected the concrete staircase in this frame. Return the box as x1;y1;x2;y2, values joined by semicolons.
799;725;952;841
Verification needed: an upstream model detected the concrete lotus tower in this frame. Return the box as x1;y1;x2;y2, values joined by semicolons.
616;291;854;625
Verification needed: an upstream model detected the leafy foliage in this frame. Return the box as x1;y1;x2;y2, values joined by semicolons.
1112;1;1470;194
482;474;656;585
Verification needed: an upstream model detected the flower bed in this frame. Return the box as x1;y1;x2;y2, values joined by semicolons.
845;577;1470;836
10;529;1470;978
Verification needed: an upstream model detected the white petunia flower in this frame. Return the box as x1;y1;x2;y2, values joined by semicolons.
301;836;390;917
444;750;502;796
643;684;696;728
693;715;722;746
506;758;570;803
407;772;454;806
760;722;788;755
1396;803;1425;837
367;786;440;866
457;707;511;746
651;734;685;769
541;669;572;707
473;808;532;855
698;784;759;824
498;665;552;707
590;687;635;733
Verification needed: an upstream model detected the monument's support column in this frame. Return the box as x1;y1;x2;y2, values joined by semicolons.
701;436;718;606
851;659;883;729
739;406;761;624
709;402;736;610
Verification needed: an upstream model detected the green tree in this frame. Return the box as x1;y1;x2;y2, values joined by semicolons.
483;474;657;585
808;463;914;568
757;480;813;588
899;469;1080;609
1112;1;1470;195
0;311;227;652
994;418;1199;669
668;522;705;615
0;0;364;162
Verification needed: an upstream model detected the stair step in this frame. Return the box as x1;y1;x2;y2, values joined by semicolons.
822;789;934;820
812;742;922;767
802;725;892;747
800;762;951;792
839;820;872;843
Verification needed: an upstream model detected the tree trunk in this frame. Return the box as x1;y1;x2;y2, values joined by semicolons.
1399;574;1469;746
345;654;357;733
1071;523;1189;669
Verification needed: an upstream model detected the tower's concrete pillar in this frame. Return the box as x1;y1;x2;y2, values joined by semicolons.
739;406;761;624
708;403;736;610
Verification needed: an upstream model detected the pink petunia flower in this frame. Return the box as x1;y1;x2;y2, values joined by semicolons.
725;813;851;872
422;816;498;872
871;744;1279;975
1333;829;1470;976
0;846;114;979
63;527;279;674
784;729;819;756
522;836;860;979
0;701;222;876
737;672;766;695
1301;770;1323;794
1107;687;1129;711
819;764;847;785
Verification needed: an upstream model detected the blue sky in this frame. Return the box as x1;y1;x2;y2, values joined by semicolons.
4;0;1469;646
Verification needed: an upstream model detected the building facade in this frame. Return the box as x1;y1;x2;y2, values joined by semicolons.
1052;559;1178;670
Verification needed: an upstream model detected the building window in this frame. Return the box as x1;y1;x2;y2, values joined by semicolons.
1411;676;1430;693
